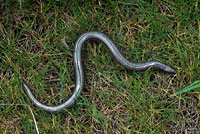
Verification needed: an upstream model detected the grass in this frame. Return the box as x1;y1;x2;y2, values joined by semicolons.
0;0;199;133
171;80;200;97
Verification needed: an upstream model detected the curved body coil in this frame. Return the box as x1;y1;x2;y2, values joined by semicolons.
22;31;176;112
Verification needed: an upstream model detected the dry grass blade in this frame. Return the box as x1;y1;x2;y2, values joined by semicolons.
0;104;39;134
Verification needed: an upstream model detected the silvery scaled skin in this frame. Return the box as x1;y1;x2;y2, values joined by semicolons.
22;31;176;112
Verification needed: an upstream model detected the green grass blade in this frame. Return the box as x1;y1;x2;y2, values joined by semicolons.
170;81;200;97
18;0;22;9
